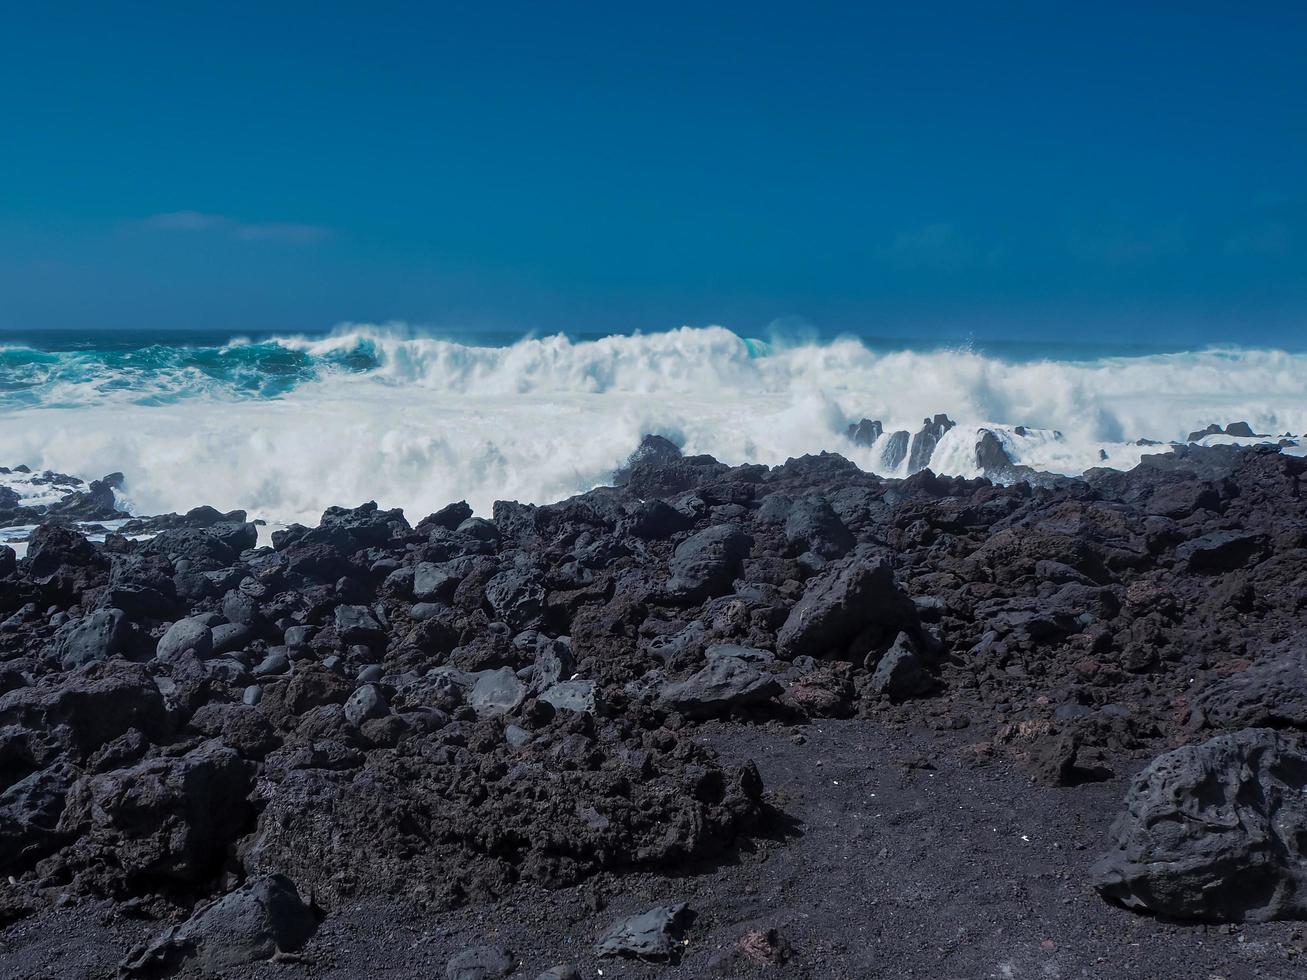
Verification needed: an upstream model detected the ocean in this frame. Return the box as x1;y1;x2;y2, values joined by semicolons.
2;323;1306;527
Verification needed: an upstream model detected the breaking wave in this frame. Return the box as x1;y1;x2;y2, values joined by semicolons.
2;324;1305;525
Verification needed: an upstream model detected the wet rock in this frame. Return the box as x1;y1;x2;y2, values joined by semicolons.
121;874;316;975
846;418;883;447
446;945;517;980
975;429;1016;480
907;414;955;474
1091;729;1307;922
595;902;693;960
880;430;910;470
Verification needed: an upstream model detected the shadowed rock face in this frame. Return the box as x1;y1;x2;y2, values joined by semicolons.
1;438;1306;937
1091;729;1307;922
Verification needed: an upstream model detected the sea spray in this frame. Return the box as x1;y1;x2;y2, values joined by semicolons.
2;324;1306;525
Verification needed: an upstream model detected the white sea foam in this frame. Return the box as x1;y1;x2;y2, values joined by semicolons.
1;325;1304;527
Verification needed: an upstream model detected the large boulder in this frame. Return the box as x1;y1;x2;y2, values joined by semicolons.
155;615;214;662
595;902;693;961
869;632;934;700
446;946;518;980
776;551;916;659
1091;729;1307;922
484;567;545;630
121;874;316;975
658;659;782;719
666;525;752;600
1191;649;1307;731
783;494;854;559
57;739;254;884
0;661;168;761
54;608;129;670
0;764;74;871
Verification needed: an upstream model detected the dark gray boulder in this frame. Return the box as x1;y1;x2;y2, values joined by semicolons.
1191;649;1307;731
666;525;752;600
784;494;854;559
869;632;934;700
705;644;775;666
155;615;214;662
334;604;385;646
846;418;883;448
1091;729;1307;922
776;551;916;659
344;684;389;726
55;608;129;670
484;567;545;630
211;622;254;656
468;667;527;717
1175;530;1265;573
0;764;74;870
658;658;782;719
595;902;693;960
413;561;460;600
121;874;316;975
446;945;517;980
538;679;596;715
57;738;253;883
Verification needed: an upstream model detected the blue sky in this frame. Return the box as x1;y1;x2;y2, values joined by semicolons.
1;1;1304;344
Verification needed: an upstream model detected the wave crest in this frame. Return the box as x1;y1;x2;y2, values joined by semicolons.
2;323;1305;525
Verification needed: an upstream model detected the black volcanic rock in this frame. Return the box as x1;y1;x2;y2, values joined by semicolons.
846;418;883;447
2;436;1307;947
122;874;316;975
880;429;910;470
776;550;916;659
907;414;956;474
1092;729;1307;922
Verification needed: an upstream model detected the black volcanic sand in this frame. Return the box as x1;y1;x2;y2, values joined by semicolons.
3;440;1307;977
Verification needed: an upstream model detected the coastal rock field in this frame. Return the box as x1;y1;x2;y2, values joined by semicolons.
3;438;1307;977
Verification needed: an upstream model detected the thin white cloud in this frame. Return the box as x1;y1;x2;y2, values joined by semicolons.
139;211;331;243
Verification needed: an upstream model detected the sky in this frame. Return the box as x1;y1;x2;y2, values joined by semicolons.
1;1;1305;345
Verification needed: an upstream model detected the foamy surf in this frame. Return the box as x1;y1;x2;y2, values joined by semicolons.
1;324;1305;526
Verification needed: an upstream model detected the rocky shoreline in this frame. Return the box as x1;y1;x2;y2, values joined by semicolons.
3;435;1307;977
